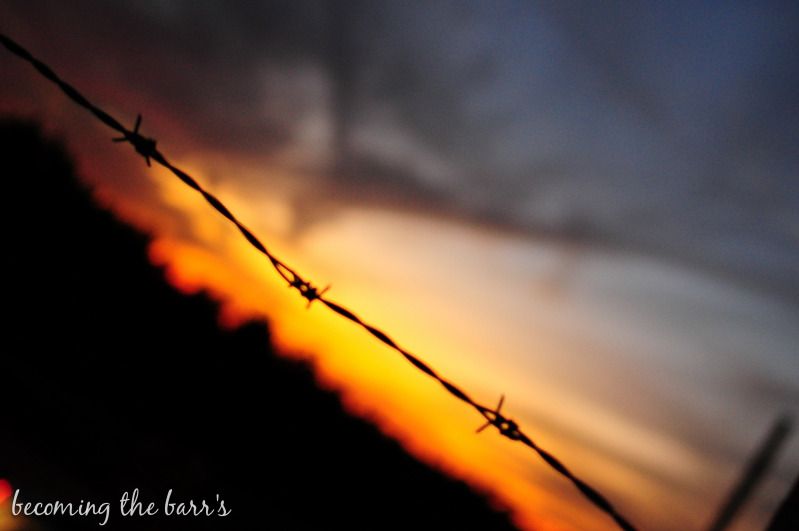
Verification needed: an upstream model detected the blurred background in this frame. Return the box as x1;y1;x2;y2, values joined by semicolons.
1;1;797;530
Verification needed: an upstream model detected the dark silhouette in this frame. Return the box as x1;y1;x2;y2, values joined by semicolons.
0;35;638;530
707;416;792;531
767;476;799;531
0;119;518;530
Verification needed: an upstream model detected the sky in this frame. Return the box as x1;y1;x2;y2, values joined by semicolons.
1;1;798;530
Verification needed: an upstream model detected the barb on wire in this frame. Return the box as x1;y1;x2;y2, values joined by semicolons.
477;395;522;440
0;32;637;531
112;114;157;166
288;274;330;308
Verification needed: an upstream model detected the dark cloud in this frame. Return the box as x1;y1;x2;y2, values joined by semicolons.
2;0;797;296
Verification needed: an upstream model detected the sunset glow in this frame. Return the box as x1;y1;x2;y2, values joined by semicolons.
2;4;798;529
128;163;798;530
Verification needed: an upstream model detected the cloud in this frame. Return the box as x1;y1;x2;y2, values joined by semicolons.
2;0;797;297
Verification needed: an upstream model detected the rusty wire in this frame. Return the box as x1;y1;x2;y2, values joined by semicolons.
1;32;637;531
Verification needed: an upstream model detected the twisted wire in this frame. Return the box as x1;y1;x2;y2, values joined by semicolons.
1;32;637;531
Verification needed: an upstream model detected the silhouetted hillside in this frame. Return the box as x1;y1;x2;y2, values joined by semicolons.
0;119;518;531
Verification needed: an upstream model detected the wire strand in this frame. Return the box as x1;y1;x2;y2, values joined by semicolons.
0;32;637;531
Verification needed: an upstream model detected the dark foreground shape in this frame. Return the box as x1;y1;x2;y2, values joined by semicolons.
767;476;799;531
0;119;518;531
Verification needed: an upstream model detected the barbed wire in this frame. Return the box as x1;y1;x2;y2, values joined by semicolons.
0;32;637;531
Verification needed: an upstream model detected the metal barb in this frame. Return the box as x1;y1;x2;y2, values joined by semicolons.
289;276;330;308
477;395;521;440
112;114;158;166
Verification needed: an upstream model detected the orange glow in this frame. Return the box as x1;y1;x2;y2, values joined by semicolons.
131;170;640;530
0;479;24;531
25;119;793;531
0;480;11;505
3;25;798;531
